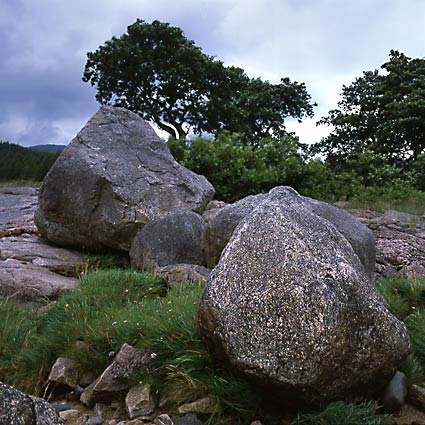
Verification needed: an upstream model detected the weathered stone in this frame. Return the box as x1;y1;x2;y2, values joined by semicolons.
157;264;210;288
0;236;83;276
0;260;77;302
80;343;150;406
0;188;38;237
0;381;64;424
48;357;80;388
35;106;214;251
51;401;72;413
199;199;410;407
203;186;375;278
130;210;206;271
177;396;217;414
174;413;202;425
154;414;174;425
59;409;80;421
125;384;155;420
202;193;268;268
382;371;407;412
201;200;227;223
86;417;105;425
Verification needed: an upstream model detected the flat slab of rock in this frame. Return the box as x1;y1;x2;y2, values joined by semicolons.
0;236;83;276
0;260;77;302
0;187;38;236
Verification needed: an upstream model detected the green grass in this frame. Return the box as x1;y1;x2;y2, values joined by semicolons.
343;188;425;215
0;179;41;188
292;401;382;425
377;278;425;392
3;274;425;423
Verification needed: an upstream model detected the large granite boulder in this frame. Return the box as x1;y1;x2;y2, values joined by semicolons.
35;107;215;251
0;381;63;424
130;210;206;271
199;199;410;407
202;186;375;278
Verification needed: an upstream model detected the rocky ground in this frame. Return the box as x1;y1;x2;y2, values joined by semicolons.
1;187;425;425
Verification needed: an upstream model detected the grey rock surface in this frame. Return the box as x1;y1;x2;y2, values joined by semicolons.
203;186;375;278
202;193;268;268
81;343;150;406
349;209;425;279
35;106;215;251
382;371;407;412
125;384;155;420
0;381;64;424
130;210;206;271
199;199;410;406
0;260;77;302
48;357;80;388
0;236;83;276
0;188;38;236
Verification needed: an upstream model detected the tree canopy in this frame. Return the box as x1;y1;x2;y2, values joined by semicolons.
316;50;425;165
83;19;314;143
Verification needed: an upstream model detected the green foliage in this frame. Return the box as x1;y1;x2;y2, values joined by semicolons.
377;279;425;388
168;132;316;201
0;271;267;423
292;401;382;425
75;253;129;277
84;19;314;143
0;141;59;181
316;50;425;164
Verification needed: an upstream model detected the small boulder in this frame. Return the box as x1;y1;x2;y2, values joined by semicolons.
125;384;155;420
130;210;206;271
35;106;214;251
48;357;79;389
80;343;150;406
382;371;407;412
199;199;409;407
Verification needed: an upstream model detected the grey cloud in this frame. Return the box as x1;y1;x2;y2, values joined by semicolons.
0;0;423;147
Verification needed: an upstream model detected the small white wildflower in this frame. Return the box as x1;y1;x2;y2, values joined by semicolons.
112;321;117;326
150;352;157;359
123;320;128;324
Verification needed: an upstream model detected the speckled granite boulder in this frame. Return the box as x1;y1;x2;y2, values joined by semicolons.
35;106;215;251
199;199;410;407
0;381;64;424
130;210;206;271
202;186;375;278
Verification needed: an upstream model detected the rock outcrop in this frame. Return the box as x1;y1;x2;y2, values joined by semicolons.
35;106;215;251
0;381;64;424
349;209;425;279
0;187;38;237
199;198;410;406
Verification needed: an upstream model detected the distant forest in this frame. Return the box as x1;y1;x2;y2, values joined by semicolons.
0;141;62;181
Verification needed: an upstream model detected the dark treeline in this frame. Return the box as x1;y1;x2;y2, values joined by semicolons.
0;141;60;181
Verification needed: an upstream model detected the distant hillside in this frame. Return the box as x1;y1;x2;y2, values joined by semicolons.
0;141;60;181
29;144;66;154
0;141;39;156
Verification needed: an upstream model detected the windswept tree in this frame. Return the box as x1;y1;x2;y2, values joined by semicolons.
316;50;425;165
83;19;314;143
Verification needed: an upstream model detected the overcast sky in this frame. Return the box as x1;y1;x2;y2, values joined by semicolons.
1;0;424;147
